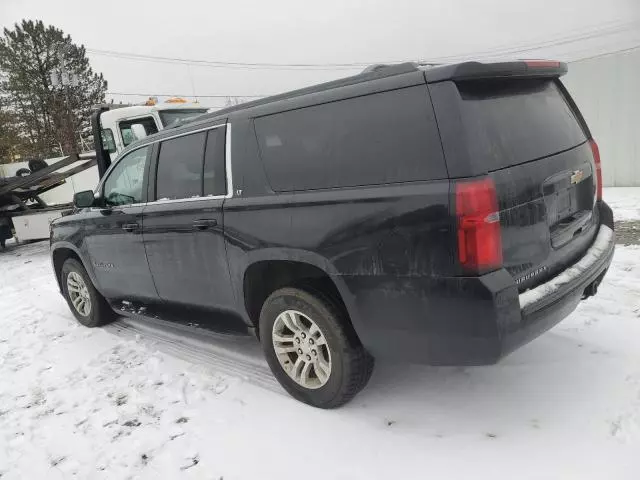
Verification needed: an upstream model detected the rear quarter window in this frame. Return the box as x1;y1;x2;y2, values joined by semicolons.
457;79;586;171
254;85;446;191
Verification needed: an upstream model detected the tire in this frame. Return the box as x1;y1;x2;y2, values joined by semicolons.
259;287;374;408
15;168;31;177
61;258;115;327
28;158;48;172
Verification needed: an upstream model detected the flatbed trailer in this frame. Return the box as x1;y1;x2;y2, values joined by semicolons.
1;98;208;248
0;153;96;247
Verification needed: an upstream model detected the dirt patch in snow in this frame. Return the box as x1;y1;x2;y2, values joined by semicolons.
615;220;640;246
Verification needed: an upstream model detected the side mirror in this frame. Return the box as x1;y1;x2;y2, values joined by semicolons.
73;190;95;208
130;123;148;141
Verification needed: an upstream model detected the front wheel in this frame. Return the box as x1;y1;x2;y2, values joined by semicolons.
61;258;115;327
259;287;374;408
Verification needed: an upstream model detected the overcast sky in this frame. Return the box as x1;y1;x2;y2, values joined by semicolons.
1;0;639;108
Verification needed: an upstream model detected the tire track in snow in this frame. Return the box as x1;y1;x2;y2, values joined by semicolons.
2;242;281;395
105;317;283;394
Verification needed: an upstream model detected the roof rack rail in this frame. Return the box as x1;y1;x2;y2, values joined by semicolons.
361;62;419;75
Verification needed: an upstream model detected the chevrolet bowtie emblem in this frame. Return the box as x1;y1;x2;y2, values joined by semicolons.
570;169;584;185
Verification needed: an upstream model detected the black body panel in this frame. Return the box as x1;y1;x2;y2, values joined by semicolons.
83;204;158;301
142;199;235;311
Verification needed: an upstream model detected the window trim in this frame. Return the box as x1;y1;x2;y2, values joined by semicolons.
95;122;233;208
147;123;231;205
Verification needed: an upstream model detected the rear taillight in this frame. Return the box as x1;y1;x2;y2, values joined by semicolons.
589;139;602;200
456;178;503;274
524;60;561;68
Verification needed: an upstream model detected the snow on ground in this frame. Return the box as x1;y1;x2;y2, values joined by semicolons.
604;187;640;221
0;192;639;479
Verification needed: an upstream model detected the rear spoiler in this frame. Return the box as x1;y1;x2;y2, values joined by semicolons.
425;60;568;83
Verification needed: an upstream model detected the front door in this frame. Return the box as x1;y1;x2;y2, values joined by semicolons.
84;145;158;302
142;125;235;311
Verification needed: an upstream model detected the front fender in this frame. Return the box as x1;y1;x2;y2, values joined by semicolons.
51;241;99;293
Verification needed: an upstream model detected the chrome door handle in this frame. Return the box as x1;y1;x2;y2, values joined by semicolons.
193;219;217;230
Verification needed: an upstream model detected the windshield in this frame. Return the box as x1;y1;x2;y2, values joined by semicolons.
159;109;208;128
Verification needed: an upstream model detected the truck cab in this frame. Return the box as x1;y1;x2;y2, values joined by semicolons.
98;98;209;163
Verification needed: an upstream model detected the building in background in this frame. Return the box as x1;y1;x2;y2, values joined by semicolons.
563;48;640;187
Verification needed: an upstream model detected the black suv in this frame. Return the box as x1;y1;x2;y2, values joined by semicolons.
51;61;615;408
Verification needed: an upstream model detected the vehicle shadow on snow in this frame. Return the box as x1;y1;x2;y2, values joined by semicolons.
118;310;613;432
351;330;609;431
112;311;610;430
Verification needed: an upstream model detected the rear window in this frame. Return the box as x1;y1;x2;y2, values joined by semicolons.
254;85;446;191
457;79;586;171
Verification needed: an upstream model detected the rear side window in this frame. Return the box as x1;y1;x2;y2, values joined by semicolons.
156;132;206;200
457;79;586;171
254;85;446;191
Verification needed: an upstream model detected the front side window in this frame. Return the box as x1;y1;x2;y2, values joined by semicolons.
156;132;206;200
119;117;159;147
103;146;149;206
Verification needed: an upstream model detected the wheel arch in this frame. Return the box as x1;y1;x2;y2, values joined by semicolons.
241;257;363;343
51;243;97;293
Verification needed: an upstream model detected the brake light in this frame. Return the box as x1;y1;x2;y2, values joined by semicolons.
525;60;561;68
456;178;503;273
589;139;602;200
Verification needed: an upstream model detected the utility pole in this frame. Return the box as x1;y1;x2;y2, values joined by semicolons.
50;44;80;155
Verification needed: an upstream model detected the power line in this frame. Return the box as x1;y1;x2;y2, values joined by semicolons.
425;20;640;63
571;43;640;62
88;49;367;71
86;19;639;71
105;39;640;101
106;91;267;98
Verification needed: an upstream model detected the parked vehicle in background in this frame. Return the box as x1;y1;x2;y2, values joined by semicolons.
0;99;208;246
50;60;615;408
0;153;96;247
98;97;209;164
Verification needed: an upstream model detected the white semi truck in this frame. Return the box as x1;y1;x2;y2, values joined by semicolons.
0;99;209;247
97;98;209;164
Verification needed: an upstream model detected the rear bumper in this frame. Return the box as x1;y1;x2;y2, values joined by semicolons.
502;222;614;357
347;202;615;365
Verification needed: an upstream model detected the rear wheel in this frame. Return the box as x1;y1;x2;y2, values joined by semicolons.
61;258;115;327
259;287;374;408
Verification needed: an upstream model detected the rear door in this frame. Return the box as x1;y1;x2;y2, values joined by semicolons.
430;72;598;290
142;125;236;312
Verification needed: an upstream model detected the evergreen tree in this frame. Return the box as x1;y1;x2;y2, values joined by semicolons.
0;20;107;158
